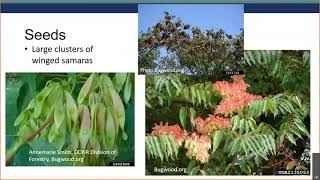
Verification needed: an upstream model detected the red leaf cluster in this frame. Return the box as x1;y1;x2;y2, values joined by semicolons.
149;122;187;146
213;75;262;116
195;115;231;135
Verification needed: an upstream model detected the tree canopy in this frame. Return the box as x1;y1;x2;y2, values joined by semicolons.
139;12;244;78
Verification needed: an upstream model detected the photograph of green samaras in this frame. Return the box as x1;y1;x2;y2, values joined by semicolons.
138;4;243;75
145;50;310;175
6;73;134;166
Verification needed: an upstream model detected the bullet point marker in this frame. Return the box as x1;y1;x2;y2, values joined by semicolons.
25;47;27;50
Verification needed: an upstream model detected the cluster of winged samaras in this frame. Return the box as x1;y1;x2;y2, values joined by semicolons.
213;75;262;116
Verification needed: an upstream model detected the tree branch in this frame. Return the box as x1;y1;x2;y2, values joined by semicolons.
6;117;54;165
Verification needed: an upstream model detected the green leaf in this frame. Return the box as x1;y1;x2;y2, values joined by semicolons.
248;118;257;131
50;119;66;150
64;90;78;123
294;122;309;137
14;110;29;127
68;73;77;93
262;99;268;114
229;138;240;156
239;119;245;134
165;80;171;96
168;135;178;158
291;127;303;139
97;103;106;134
244;137;259;157
106;106;116;147
200;170;207;175
287;133;297;145
292;96;302;108
159;135;171;160
88;92;96;108
90;103;98;132
146;99;152;108
245;120;250;133
110;88;127;140
113;73;127;93
187;160;197;174
77;73;95;104
190;87;196;104
103;74;114;88
224;163;233;175
148;136;157;158
200;90;207;107
163;135;175;160
231;115;240;131
258;135;270;154
48;123;57;143
145;137;152;158
123;74;132;104
89;135;101;153
171;79;181;94
70;128;79;150
157;96;163;106
154;76;164;91
183;87;189;99
20;73;36;97
53;96;65;130
241;139;249;156
44;85;59;114
153;136;164;162
79;105;90;149
189;107;196;127
189;166;199;175
268;99;278;117
196;89;201;104
17;124;33;143
179;107;187;129
34;86;53;118
212;131;224;154
240;162;251;175
6;79;24;135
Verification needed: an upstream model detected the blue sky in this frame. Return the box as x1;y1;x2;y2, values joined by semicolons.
138;4;244;37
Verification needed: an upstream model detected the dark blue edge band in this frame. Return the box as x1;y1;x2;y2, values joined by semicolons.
244;3;319;13
0;3;319;13
0;3;138;13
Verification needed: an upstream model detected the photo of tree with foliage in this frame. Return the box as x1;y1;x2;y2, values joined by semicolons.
145;50;310;175
6;73;134;166
138;4;243;76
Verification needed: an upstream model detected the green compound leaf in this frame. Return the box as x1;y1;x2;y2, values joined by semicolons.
179;106;187;129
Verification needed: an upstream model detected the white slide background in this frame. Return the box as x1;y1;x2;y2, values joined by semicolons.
1;12;319;179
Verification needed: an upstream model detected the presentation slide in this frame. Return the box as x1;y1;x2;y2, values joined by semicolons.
0;1;319;180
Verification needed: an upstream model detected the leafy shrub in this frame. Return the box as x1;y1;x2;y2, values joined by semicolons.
145;50;310;175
